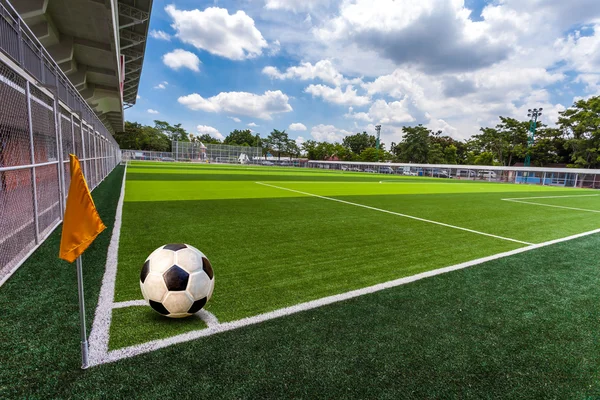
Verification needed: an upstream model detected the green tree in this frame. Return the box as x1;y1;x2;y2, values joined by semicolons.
529;127;569;166
474;151;495;165
473;117;529;166
359;147;386;162
266;129;289;160
342;132;378;155
444;144;458;164
153;120;189;141
428;143;445;164
398;125;430;163
193;133;222;144
287;140;301;158
114;121;170;151
558;96;600;168
224;129;255;146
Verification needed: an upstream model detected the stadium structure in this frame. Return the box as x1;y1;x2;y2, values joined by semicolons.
0;0;152;282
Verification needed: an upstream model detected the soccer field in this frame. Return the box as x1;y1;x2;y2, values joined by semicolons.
104;161;600;355
3;164;600;398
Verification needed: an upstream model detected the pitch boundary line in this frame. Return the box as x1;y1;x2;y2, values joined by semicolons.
256;182;533;245
502;199;600;213
91;227;600;367
88;163;128;367
502;194;599;200
502;194;600;213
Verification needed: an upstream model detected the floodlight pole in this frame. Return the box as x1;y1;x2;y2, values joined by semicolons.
524;108;542;168
375;125;381;161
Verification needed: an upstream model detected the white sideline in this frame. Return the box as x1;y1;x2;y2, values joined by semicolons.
502;194;600;214
502;194;600;200
92;227;600;367
87;163;128;366
256;182;533;245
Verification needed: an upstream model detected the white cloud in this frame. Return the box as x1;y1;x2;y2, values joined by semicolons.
162;49;201;72
136;94;141;100
147;109;159;114
248;122;259;127
265;0;332;12
263;60;347;86
197;125;225;140
314;0;510;74
305;84;370;106
269;40;281;56
295;136;306;146
310;124;352;142
178;90;293;120
345;100;415;125
289;122;307;131
229;116;242;123
153;81;168;90
166;5;268;60
149;30;172;41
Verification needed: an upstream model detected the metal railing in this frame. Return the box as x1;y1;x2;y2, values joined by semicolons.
0;0;121;284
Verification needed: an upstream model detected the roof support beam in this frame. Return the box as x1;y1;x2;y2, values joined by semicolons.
121;48;143;63
120;29;146;51
118;3;149;29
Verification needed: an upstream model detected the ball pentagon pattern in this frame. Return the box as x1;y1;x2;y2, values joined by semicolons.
140;244;215;318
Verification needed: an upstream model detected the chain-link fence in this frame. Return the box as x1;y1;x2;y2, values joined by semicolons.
0;0;121;284
307;161;600;188
123;142;263;164
174;141;262;163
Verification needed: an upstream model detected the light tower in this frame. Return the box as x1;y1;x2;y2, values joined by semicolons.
524;108;542;167
375;125;382;152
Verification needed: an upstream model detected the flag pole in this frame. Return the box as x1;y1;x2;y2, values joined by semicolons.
76;256;89;369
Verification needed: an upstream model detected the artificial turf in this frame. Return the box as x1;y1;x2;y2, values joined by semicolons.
111;162;599;348
0;162;599;398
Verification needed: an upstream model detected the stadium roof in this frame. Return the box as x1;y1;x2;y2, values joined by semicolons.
12;0;152;133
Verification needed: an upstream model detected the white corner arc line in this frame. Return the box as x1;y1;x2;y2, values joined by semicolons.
256;182;533;245
88;163;127;366
112;300;220;327
502;198;600;213
92;227;600;367
112;300;146;309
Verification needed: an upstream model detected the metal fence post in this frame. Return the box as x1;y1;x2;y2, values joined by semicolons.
53;92;66;217
80;117;87;179
25;81;40;244
93;128;99;187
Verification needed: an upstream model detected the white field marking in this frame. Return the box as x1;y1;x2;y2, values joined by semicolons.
112;300;146;309
256;182;533;246
502;194;600;200
88;163;128;366
378;180;472;184
112;300;220;327
502;198;600;213
90;227;600;367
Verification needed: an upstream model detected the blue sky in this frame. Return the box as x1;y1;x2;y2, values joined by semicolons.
125;0;600;147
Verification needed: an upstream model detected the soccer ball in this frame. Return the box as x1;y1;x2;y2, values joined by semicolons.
140;243;215;318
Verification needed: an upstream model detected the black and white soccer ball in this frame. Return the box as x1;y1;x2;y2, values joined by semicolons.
140;243;215;318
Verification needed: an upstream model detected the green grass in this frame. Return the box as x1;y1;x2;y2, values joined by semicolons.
1;161;599;398
110;307;207;349
111;162;600;348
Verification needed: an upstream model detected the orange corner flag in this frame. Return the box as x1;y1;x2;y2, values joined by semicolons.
59;154;106;263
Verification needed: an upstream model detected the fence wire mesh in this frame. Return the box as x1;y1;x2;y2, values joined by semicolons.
0;56;121;283
307;161;600;189
122;142;263;164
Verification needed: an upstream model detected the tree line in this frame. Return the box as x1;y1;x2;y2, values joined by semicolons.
114;96;600;168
